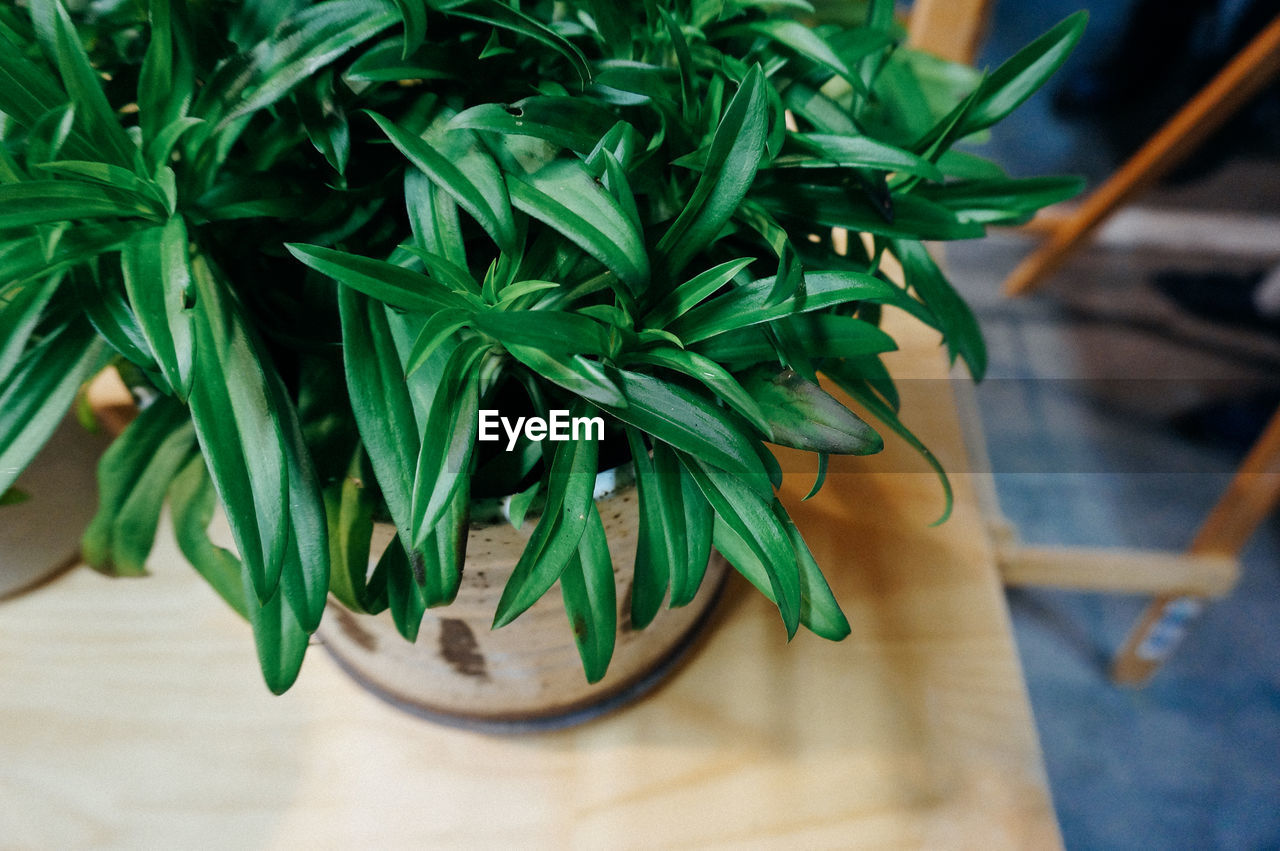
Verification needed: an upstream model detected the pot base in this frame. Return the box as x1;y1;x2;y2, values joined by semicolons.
320;570;725;733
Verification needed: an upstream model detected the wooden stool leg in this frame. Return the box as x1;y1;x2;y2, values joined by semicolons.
908;0;993;65
1112;405;1280;684
1004;14;1280;297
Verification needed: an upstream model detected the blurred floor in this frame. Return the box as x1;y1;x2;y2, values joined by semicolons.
942;1;1280;848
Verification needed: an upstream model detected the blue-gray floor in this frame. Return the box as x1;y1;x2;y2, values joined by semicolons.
947;2;1280;848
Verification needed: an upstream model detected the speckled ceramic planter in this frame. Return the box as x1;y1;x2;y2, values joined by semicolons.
317;473;726;731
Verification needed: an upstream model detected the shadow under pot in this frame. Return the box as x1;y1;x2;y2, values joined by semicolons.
317;468;727;733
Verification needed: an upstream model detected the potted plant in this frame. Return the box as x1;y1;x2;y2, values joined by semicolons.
0;0;1084;721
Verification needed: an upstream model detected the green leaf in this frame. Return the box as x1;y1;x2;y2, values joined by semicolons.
450;97;621;155
82;395;191;574
730;20;854;85
474;309;611;358
506;158;649;294
409;338;484;548
102;417;195;577
776;133;944;180
643;257;754;327
661;442;712;607
343;37;455;82
0;317;107;496
451;2;590;84
739;367;883;454
0;181;159;229
0;272;62;380
673;269;906;344
31;0;137;169
915;175;1086;225
398;244;480;296
696;312;898;366
625;429;674;629
383;534;428;642
626;347;773;440
823;361;953;524
681;453;800;637
495;279;560;307
186;255;291;603
138;0;195;144
286;243;469;313
390;0;427;56
295;70;351;175
505;346;626;408
803;452;828;501
33;162;170;214
121;218;196;400
507;480;541;531
169;455;250;620
0;225;136;300
597;367;771;491
754;183;985;241
657;65;768;277
890;239;985;379
493;413;600;629
958;12;1088;137
369;111;518;255
338;289;419;551
713;506;850;639
584;0;631;58
404;308;469;377
244;567;310;695
267;365;332;633
559;501;616;683
324;448;381;615
657;8;698;123
416;477;469;608
404;169;468;265
200;1;398;129
0;28;68;133
68;266;158;375
734;199;803;304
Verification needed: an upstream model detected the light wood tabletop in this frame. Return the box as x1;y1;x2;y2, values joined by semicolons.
0;310;1060;850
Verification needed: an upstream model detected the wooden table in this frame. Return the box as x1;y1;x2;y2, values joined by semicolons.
0;312;1060;849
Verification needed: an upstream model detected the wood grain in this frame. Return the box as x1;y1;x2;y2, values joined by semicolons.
0;312;1059;850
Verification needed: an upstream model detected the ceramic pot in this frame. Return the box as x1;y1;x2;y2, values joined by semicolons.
317;473;726;732
0;416;113;600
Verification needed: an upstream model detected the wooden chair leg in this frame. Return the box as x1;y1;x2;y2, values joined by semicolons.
908;0;993;65
1005;14;1280;297
1112;405;1280;685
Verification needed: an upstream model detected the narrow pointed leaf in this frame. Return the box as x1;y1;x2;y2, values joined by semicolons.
82;395;191;574
681;453;800;637
506;159;649;293
0;318;107;496
186;255;290;602
596;368;770;489
560;503;616;683
287;243;469;312
657;65;768;276
493;415;599;628
958;12;1088;137
370;112;518;255
169;455;250;620
32;0;137;168
644;257;754;327
625;429;674;629
121;218;196;400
